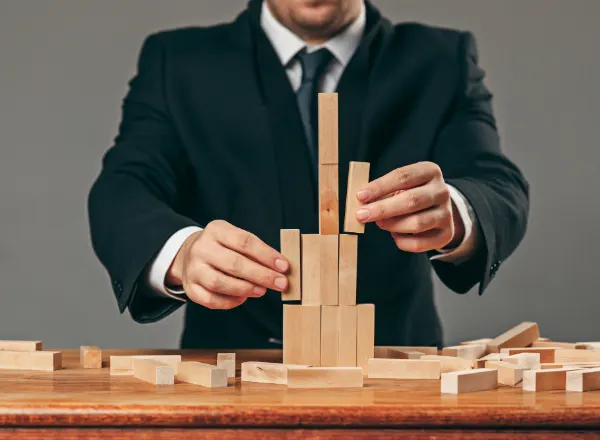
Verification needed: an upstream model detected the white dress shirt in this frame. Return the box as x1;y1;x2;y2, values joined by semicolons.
146;1;478;299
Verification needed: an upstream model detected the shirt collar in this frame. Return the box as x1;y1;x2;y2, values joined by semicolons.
260;1;366;68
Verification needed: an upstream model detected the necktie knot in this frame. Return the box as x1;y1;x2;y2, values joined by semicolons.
297;48;333;84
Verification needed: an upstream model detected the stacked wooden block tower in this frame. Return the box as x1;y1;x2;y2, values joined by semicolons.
280;93;374;371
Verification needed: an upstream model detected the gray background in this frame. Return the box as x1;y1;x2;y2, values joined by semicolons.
1;0;598;348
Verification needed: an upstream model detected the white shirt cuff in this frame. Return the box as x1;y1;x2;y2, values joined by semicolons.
430;184;478;265
146;226;203;301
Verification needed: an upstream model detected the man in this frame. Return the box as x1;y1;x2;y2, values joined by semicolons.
88;0;529;349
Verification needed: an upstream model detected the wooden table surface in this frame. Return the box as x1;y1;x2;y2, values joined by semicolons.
1;349;599;439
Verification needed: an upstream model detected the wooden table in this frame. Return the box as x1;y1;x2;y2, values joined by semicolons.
1;349;599;439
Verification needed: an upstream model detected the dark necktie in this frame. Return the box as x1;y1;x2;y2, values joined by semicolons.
295;48;333;175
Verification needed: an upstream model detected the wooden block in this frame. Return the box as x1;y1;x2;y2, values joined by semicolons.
460;338;492;346
344;162;370;234
0;340;43;351
0;350;61;371
441;368;498;394
522;367;578;391
109;355;182;375
217;353;236;378
287;367;363;388
421;355;473;373
80;346;102;369
532;341;576;349
133;359;174;385
338;234;358;306
283;305;321;366
536;337;551;342
241;362;309;385
301;235;339;306
320;306;340;367
487;322;540;353
555;349;600;363
319;164;339;235
504;353;541;370
500;347;559;363
280;229;301;301
356;304;375;371
575;342;600;350
566;367;600;392
540;363;564;369
375;346;438;357
338;306;357;366
368;359;441;379
318;93;338;165
441;344;487;360
485;361;525;386
375;349;424;360
176;362;228;388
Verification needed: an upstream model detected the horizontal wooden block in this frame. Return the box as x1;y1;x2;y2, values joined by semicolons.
338;234;358;306
441;368;498;394
566;367;600;392
522;367;577;392
217;353;236;378
80;346;102;369
133;359;174;385
485;361;525;387
554;349;600;363
532;341;576;349
287;367;363;388
441;344;486;360
421;355;473;373
0;340;42;352
283;305;321;366
319;164;339;235
375;349;424;360
575;342;600;350
280;229;301;301
109;355;182;376
241;362;310;385
344;161;370;234
500;347;559;363
375;346;438;357
0;350;61;371
368;358;441;379
460;338;492;346
318;93;338;165
176;362;228;388
356;304;375;371
487;322;540;353
504;353;541;370
301;235;339;306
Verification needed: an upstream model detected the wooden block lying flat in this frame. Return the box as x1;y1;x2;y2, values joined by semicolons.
0;340;43;352
566;368;600;392
280;229;301;301
338;234;358;306
375;349;424;360
0;351;61;371
287;367;363;388
368;359;441;379
301;235;339;306
375;346;438;357
500;347;559;363
217;353;236;378
487;322;540;353
504;353;541;370
536;337;551;342
485;361;525;386
318;93;338;165
421;355;473;373
356;304;375;371
241;362;309;385
441;369;498;394
80;346;102;369
319;164;339;235
460;338;492;346
283;305;321;366
575;342;600;350
133;359;174;385
344;162;370;234
522;368;577;391
177;362;228;388
532;341;576;349
555;349;600;363
321;306;340;367
338;306;357;366
442;344;486;360
109;355;182;375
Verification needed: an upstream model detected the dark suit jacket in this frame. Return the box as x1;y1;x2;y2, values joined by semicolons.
88;0;529;348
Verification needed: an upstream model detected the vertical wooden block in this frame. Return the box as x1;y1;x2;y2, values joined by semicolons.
319;164;339;235
283;305;321;366
0;351;61;371
339;305;358;366
241;362;309;385
80;346;102;369
487;322;540;353
0;340;43;351
500;347;559;363
301;235;339;306
368;359;441;379
217;353;236;378
421;355;474;373
280;229;301;301
287;367;363;388
356;304;375;371
441;344;487;360
133;359;174;385
176;362;228;388
441;369;498;394
321;306;340;367
344;162;371;234
566;367;600;392
485;361;525;386
318;93;338;165
338;234;358;306
522;368;577;391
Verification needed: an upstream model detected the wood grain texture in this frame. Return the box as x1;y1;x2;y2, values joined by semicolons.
356;304;375;372
344;162;370;234
487;322;540;353
133;359;174;386
283;305;321;366
375;346;438;357
217;353;235;378
442;344;487;360
318;93;338;165
240;362;308;385
280;229;301;301
110;355;182;376
567;368;600;392
532;341;577;349
338;306;357;367
0;350;61;371
177;362;227;388
320;306;340;367
338;234;358;306
301;235;339;306
500;347;559;363
421;355;474;373
80;346;102;369
523;368;577;392
0;340;42;351
555;350;600;363
319;164;339;235
441;369;498;394
368;359;441;379
287;367;363;388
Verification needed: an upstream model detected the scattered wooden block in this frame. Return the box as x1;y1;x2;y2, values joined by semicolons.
566;367;600;392
532;341;576;349
485;361;525;386
133;359;174;385
375;346;438;357
319;164;339;235
460;338;492;346
356;304;375;371
280;229;301;301
575;342;600;350
421;355;473;373
368;358;441;379
321;306;340;367
241;362;309;385
338;305;357;366
217;353;236;378
287;367;363;388
0;340;42;352
301;234;338;305
283;305;321;366
536;337;551;342
500;347;560;363
540;363;564;369
441;368;498;394
375;349;424;360
318;93;338;165
109;355;182;375
0;350;61;371
504;353;541;370
554;349;600;363
176;362;228;388
80;346;102;369
522;367;578;392
338;234;358;306
487;322;540;353
442;344;487;360
344;161;370;234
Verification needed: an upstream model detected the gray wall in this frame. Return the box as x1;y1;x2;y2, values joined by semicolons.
0;0;598;348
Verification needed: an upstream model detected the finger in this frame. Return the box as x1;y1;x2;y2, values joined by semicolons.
357;162;442;203
376;206;451;234
391;229;454;253
192;262;267;298
186;283;248;310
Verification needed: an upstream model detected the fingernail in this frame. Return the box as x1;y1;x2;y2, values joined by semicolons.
253;286;266;297
356;208;370;221
274;277;287;290
275;258;289;272
357;189;371;202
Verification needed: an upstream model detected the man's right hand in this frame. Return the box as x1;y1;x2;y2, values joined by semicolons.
165;220;290;310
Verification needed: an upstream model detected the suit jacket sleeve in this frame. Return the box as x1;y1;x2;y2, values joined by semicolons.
88;34;199;322
431;32;530;294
